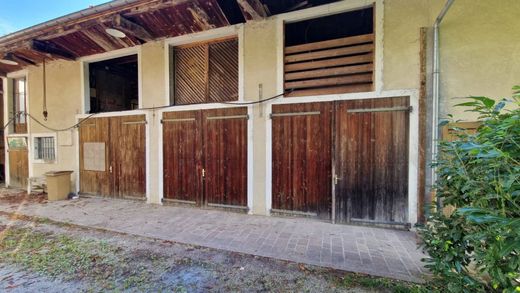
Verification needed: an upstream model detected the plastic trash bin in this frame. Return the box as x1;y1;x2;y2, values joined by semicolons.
44;171;73;201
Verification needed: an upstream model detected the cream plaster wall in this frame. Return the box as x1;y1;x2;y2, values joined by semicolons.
243;20;279;215
26;60;82;190
140;40;166;203
7;0;517;217
383;0;520;119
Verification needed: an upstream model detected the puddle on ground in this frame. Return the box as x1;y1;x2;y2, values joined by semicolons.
161;265;213;291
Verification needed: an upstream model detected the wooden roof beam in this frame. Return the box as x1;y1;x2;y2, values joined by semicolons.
236;0;270;21
31;40;76;60
9;53;37;67
111;14;153;42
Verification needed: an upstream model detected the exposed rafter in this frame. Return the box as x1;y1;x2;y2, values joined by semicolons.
83;30;120;51
111;14;154;42
30;40;76;60
9;53;37;66
236;0;270;21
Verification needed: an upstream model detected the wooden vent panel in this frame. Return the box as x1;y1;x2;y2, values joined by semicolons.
209;39;239;102
284;33;374;97
174;38;238;105
174;45;207;105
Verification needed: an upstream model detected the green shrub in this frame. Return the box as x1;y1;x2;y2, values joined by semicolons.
418;86;520;292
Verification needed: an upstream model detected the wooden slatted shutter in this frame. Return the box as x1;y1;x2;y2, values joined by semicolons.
173;38;238;105
209;38;239;102
284;34;374;97
174;44;208;105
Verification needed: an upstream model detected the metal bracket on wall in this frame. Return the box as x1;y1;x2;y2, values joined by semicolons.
346;106;413;113
122;120;147;125
206;114;249;120
269;111;321;119
161;118;196;123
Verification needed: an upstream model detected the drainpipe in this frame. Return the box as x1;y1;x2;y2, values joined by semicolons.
431;0;455;207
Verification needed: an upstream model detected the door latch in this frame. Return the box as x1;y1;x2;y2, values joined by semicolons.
109;165;113;173
201;168;205;178
334;174;341;185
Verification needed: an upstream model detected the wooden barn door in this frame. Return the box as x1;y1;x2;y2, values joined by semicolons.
162;110;202;205
79;118;111;196
271;102;332;220
334;97;410;225
203;108;248;209
79;115;146;198
162;107;248;210
110;115;146;198
8;141;29;189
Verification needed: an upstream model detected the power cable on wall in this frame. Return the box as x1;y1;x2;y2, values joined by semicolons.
10;90;290;132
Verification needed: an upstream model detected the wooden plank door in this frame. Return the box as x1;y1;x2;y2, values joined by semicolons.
79;117;111;196
271;102;333;220
8;147;28;189
334;97;410;225
162;110;202;205
110;115;146;198
202;107;248;209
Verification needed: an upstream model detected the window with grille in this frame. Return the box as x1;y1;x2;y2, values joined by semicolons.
284;7;374;97
34;136;56;162
172;37;239;105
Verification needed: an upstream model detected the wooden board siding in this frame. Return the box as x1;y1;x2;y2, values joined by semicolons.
162;107;248;209
203;107;248;207
284;34;375;97
271;102;332;219
8;148;28;188
162;110;202;204
334;97;410;224
79;115;145;198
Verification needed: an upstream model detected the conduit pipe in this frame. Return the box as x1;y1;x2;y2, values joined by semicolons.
431;0;455;201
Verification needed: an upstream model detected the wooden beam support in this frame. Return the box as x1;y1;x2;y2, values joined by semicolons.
111;14;153;42
236;0;269;20
9;53;37;66
30;40;76;60
83;30;120;51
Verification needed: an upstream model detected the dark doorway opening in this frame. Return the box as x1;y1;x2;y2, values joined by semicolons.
88;55;138;113
284;7;373;47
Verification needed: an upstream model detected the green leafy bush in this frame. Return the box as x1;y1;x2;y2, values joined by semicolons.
418;86;520;292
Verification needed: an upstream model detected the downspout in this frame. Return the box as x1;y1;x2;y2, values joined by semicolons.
431;0;455;207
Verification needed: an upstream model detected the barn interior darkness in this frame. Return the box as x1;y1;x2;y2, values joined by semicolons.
285;7;373;46
88;55;138;113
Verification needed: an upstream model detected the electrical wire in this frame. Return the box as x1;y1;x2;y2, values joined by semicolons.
12;90;291;132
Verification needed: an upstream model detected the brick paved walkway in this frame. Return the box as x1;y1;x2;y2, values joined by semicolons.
0;196;428;282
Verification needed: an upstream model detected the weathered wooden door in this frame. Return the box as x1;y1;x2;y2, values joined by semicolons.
203;108;248;209
162;107;248;209
79;115;146;198
162;110;202;205
110;115;146;198
334;97;410;225
271;102;333;220
79;117;111;196
8;143;28;189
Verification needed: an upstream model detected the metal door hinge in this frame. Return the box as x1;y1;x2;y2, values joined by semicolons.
201;168;205;178
109;165;113;173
